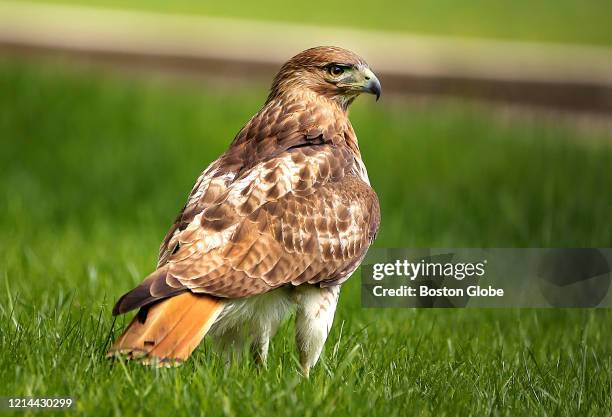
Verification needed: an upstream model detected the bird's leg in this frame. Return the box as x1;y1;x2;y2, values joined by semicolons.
246;288;293;368
251;323;271;368
294;285;340;377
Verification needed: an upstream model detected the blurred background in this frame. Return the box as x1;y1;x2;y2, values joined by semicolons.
0;1;610;416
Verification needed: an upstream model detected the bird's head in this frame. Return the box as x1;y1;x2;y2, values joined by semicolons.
268;46;381;110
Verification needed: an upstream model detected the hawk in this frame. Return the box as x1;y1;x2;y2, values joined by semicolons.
108;46;381;375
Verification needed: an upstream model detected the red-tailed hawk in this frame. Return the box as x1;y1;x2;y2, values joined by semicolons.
108;46;381;375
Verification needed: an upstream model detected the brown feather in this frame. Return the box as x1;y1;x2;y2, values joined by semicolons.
108;293;223;366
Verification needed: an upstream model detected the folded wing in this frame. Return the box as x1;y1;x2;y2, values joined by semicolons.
114;144;379;314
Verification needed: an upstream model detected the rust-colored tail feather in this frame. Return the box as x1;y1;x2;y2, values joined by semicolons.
107;293;223;366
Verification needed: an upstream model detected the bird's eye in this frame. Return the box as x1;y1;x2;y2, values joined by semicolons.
327;65;345;77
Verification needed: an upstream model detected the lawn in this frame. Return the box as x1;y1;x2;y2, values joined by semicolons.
0;58;611;416
24;0;612;46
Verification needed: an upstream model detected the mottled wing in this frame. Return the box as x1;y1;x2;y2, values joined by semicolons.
157;95;339;267
164;144;379;298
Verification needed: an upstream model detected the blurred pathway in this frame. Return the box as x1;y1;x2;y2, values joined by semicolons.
1;1;612;113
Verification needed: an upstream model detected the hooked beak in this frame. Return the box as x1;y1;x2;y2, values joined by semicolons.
361;67;381;101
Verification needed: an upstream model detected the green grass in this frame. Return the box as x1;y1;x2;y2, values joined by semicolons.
26;0;612;46
0;58;611;416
